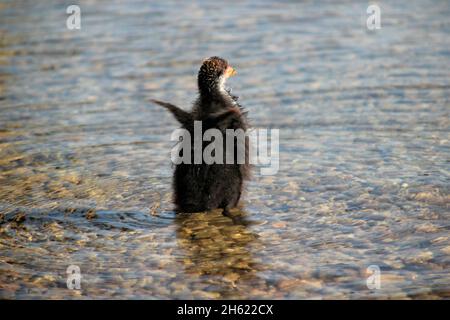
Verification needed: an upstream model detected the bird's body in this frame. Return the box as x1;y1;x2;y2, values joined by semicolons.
151;57;250;216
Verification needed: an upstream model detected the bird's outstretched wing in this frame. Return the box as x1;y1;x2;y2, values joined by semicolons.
149;99;192;126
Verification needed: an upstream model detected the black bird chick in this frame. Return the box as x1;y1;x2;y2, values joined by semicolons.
151;56;250;217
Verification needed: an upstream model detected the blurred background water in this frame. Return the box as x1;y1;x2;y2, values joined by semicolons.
0;0;449;299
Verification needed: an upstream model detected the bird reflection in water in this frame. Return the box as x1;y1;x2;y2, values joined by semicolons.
174;208;265;298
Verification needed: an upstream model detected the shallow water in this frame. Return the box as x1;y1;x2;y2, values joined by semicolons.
0;0;449;299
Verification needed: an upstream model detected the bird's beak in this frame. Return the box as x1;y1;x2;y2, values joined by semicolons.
225;66;237;78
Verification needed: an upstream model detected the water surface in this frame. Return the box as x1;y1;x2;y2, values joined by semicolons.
0;0;449;299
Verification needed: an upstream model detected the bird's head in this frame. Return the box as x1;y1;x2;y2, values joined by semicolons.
198;56;236;97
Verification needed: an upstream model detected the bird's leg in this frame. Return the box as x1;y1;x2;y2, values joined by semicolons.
222;206;232;218
222;207;246;225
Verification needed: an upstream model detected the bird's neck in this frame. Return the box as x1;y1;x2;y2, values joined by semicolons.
197;82;236;117
199;79;229;101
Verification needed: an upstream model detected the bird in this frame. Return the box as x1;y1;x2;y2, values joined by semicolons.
150;56;250;217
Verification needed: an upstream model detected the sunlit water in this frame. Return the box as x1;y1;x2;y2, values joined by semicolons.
0;0;449;299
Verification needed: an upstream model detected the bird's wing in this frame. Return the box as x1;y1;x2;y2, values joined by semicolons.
149;99;192;126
